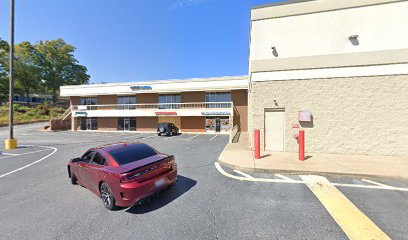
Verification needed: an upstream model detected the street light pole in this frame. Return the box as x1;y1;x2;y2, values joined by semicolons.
5;0;17;149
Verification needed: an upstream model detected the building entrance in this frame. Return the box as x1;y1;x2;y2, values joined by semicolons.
80;117;98;130
205;116;230;133
264;109;285;151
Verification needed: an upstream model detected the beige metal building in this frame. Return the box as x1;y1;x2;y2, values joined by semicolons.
248;0;408;156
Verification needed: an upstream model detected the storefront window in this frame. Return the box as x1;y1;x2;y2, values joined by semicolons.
159;94;181;109
205;117;231;133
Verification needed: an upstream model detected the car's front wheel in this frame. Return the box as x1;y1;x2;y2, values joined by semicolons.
100;182;116;210
70;168;77;185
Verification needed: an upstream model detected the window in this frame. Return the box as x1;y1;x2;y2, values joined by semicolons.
92;152;106;165
159;94;181;109
117;96;136;110
109;144;158;165
80;97;98;110
205;92;231;108
117;117;136;131
205;92;231;102
81;151;94;163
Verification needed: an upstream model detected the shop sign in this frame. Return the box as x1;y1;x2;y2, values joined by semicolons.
75;111;87;117
130;85;152;91
155;111;177;115
201;111;231;116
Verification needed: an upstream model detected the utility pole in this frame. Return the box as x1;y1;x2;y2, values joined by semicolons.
5;0;17;149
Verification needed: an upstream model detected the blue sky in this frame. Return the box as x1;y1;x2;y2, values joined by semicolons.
0;0;283;83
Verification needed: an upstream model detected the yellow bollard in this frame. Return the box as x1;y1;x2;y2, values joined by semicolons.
4;138;17;149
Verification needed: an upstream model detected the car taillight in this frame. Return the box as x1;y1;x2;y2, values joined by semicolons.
121;172;141;183
169;157;176;166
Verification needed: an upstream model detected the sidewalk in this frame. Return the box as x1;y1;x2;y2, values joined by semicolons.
218;133;408;180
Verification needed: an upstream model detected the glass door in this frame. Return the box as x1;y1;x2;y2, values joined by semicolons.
215;117;221;133
117;117;136;131
81;117;98;130
124;118;131;131
86;118;92;130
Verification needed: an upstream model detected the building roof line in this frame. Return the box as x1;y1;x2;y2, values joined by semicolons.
61;75;248;89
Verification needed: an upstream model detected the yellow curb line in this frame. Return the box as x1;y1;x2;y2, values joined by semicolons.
300;175;391;240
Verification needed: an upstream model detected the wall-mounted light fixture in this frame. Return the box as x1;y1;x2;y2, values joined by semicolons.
348;35;359;46
273;99;278;106
271;46;278;57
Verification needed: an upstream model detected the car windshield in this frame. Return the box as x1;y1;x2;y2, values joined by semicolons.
109;144;158;165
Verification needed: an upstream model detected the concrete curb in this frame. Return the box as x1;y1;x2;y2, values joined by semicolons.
217;159;408;181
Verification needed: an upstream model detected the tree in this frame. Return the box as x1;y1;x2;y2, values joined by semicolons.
14;42;42;106
0;39;9;103
35;39;90;103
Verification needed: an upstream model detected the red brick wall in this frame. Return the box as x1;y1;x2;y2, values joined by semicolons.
70;96;80;105
181;117;205;132
137;93;158;104
98;117;117;131
231;90;248;132
181;91;205;102
98;95;117;104
136;117;158;131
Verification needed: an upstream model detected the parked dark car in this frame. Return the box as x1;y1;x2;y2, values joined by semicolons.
68;142;177;210
157;122;179;136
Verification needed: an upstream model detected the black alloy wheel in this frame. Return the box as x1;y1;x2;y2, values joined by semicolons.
100;183;116;210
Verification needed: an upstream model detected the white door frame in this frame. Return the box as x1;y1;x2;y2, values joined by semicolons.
264;108;285;151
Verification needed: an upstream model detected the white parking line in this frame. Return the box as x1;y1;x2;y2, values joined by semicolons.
1;152;20;156
361;179;391;187
233;170;254;178
214;162;408;192
0;145;57;178
209;135;217;141
215;163;301;184
185;135;199;141
0;149;52;159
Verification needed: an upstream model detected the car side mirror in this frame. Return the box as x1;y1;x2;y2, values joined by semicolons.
72;157;81;163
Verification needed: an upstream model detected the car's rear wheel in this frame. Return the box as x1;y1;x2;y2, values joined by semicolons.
70;168;77;185
158;133;161;136
100;183;116;210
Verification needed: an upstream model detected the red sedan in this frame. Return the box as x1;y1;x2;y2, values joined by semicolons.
67;142;177;210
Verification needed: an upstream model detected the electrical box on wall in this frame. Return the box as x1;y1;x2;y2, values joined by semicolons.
298;111;312;122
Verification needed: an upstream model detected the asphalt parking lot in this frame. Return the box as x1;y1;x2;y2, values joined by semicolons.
0;123;407;240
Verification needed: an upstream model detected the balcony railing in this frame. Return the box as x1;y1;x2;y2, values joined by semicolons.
71;102;233;111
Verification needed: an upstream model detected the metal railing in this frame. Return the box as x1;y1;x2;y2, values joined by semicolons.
71;102;233;111
61;107;72;120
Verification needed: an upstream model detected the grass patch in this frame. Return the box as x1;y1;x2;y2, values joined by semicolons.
0;103;65;126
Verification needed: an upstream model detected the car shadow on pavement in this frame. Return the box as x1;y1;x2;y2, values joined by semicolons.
126;175;196;214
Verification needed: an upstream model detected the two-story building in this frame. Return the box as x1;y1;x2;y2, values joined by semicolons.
60;76;248;134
